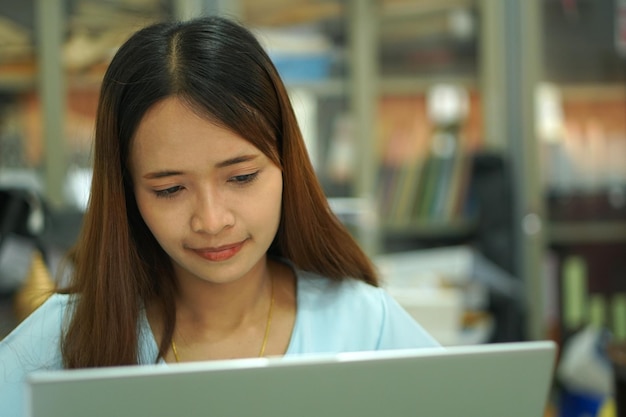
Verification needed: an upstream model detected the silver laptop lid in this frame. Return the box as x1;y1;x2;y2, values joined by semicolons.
27;341;556;417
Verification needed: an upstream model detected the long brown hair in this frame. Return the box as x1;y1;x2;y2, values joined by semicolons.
61;16;377;369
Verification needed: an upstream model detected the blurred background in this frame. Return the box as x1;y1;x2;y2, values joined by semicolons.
0;0;625;415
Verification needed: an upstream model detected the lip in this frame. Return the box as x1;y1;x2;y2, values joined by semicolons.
190;240;246;262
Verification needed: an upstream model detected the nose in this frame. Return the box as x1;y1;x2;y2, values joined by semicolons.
190;189;234;235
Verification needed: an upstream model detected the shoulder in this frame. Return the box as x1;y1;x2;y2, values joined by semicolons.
0;293;68;417
1;293;69;357
296;270;402;327
297;269;383;308
1;293;68;370
292;270;440;353
294;271;414;326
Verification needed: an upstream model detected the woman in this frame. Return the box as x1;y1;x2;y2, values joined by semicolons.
0;16;438;416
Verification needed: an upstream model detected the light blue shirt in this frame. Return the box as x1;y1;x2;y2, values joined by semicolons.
0;269;440;417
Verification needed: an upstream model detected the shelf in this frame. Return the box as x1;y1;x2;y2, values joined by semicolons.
380;75;477;95
286;75;479;97
557;83;626;101
0;63;36;92
285;78;347;97
0;74;34;92
0;69;108;93
548;221;626;244
383;219;477;240
381;0;474;22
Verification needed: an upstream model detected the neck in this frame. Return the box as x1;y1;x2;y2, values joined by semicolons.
173;258;273;333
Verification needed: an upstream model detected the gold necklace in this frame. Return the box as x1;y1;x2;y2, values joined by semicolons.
171;277;275;363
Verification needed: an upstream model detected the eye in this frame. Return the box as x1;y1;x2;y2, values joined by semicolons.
154;185;183;198
228;171;259;185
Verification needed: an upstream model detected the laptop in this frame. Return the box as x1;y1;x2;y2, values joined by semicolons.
27;341;557;417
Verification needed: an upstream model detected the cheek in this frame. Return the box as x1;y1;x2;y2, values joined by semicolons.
246;175;283;231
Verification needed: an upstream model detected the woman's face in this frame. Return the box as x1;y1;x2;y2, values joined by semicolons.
129;97;283;286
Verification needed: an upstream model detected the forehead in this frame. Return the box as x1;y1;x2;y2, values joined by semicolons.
130;97;260;170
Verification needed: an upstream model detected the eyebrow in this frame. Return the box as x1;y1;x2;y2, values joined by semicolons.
142;154;259;179
143;170;183;179
215;154;258;169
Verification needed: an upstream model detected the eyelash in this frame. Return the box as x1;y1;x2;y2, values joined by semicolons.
154;186;183;199
152;171;260;199
228;171;259;186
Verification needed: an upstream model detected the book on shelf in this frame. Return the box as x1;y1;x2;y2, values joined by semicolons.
447;152;474;221
429;135;464;222
415;152;440;223
391;160;425;226
386;161;411;223
376;85;479;231
377;139;474;229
